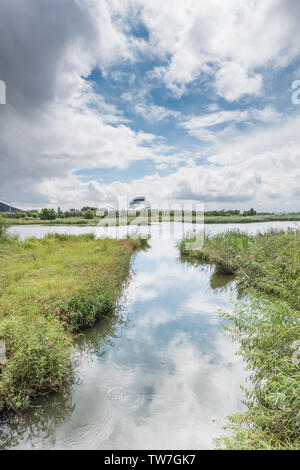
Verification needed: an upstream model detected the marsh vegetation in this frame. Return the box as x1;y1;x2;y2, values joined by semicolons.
2;209;300;227
180;229;300;449
0;221;147;412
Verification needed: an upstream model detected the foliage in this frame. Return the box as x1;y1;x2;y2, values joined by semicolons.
40;208;57;220
242;208;257;216
180;229;300;308
83;209;95;220
1;208;300;226
0;218;7;239
216;295;300;450
180;229;300;449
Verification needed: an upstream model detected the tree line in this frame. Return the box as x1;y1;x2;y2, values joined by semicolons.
3;207;97;220
4;207;298;221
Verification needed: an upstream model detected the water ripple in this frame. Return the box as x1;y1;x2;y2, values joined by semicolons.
107;387;143;409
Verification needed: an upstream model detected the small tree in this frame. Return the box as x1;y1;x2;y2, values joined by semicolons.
83;210;94;220
40;208;57;220
243;208;257;217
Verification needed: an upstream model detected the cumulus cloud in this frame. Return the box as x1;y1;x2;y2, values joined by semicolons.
0;0;181;207
79;112;299;211
180;106;282;142
137;0;300;99
134;103;181;122
214;63;262;102
0;0;299;210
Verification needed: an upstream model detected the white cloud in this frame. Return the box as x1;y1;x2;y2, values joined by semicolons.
0;0;186;207
134;103;180;122
134;0;300;99
72;113;299;210
182;110;249;130
0;0;299;210
180;106;282;142
214;62;262;102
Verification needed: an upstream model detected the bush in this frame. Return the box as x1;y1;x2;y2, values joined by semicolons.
217;295;300;450
83;210;94;220
0;314;71;410
40;208;57;220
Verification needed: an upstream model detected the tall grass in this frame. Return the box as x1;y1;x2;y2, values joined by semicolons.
2;212;300;226
180;229;300;449
217;295;300;450
180;229;300;307
0;233;148;411
0;218;8;239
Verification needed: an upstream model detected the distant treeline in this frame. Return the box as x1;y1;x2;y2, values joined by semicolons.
2;207;300;221
2;207;98;220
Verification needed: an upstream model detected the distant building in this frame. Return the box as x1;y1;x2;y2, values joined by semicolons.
0;200;22;213
129;197;151;211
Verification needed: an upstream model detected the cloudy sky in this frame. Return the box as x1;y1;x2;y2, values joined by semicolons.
0;0;300;211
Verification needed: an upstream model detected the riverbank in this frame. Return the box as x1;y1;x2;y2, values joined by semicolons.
0;230;147;412
2;213;300;226
180;229;300;449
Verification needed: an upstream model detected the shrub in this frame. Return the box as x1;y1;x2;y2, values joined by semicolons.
40;208;57;220
0;314;71;410
83;210;94;220
217;295;300;450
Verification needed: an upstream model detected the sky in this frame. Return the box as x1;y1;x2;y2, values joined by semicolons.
0;0;300;211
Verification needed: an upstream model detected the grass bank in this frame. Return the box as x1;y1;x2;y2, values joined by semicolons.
0;224;148;412
2;213;300;226
2;217;99;226
180;229;300;449
203;214;300;224
1;216;151;226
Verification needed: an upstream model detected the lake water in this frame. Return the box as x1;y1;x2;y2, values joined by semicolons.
1;221;299;449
